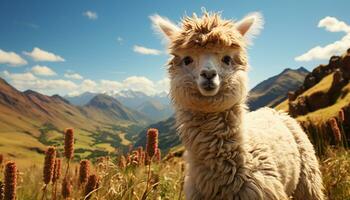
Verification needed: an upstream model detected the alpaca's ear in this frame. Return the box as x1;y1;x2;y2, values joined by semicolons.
150;14;180;40
236;12;264;42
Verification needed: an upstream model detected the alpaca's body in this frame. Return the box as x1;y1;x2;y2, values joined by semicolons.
151;11;324;200
177;106;323;199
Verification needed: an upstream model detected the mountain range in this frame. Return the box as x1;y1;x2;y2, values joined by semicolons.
0;77;153;166
65;90;173;122
0;66;312;164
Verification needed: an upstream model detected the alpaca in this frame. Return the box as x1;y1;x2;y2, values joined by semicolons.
151;11;325;200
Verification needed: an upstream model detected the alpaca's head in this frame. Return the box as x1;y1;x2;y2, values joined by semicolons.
151;11;263;112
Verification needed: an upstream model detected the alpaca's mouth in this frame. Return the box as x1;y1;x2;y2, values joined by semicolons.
201;82;217;91
198;80;220;96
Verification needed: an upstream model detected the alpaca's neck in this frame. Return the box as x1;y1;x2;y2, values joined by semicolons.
176;104;248;166
175;104;265;198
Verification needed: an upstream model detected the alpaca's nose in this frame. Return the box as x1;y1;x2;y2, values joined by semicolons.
200;69;217;80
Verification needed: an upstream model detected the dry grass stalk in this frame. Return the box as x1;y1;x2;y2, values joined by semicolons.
64;128;74;160
0;154;3;167
79;160;90;185
146;129;159;158
61;177;72;199
64;128;74;178
338;109;345;122
52;159;61;200
4;161;16;200
119;155;126;169
42;147;56;200
142;128;159;200
0;181;4;200
329;118;342;143
84;175;98;200
155;148;161;162
43;147;56;185
52;159;61;183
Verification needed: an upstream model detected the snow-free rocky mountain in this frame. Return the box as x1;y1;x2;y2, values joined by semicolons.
0;77;151;135
65;90;173;122
247;67;309;111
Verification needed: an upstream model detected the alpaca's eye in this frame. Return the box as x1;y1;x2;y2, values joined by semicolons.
183;56;193;65
222;56;232;65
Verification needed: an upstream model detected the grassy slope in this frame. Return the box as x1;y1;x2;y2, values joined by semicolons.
0;131;46;168
0;81;150;166
0;111;141;168
275;72;350;123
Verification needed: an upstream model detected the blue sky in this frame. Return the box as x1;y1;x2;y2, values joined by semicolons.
0;0;349;96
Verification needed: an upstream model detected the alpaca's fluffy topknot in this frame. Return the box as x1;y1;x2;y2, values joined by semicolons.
170;12;245;51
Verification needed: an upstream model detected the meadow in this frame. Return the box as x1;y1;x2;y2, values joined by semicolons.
0;117;349;200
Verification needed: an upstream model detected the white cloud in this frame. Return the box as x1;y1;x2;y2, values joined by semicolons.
123;76;158;94
133;45;162;55
2;70;36;81
80;79;97;92
295;16;350;62
0;49;27;66
100;80;123;91
31;65;56;76
2;69;169;96
64;72;83;80
24;47;65;62
75;76;170;96
156;77;170;93
318;16;350;33
83;11;98;20
2;70;77;94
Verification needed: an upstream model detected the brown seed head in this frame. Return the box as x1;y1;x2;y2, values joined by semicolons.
4;161;17;200
119;155;126;169
0;154;3;166
140;151;146;165
339;109;345;122
329;118;342;142
0;181;4;200
146;128;159;158
64;128;74;160
144;152;150;165
155;148;161;162
79;160;90;185
52;159;61;183
84;175;98;199
43;146;56;184
61;177;72;199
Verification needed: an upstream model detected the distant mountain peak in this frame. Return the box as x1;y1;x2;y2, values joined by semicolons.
296;66;309;73
87;94;122;108
23;89;38;95
280;67;309;75
248;67;309;111
51;94;70;104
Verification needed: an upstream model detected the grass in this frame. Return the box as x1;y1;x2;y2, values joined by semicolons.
0;122;144;169
275;72;350;124
0;153;185;200
0;121;349;199
321;148;350;200
0;146;348;199
0;131;46;168
297;83;350;122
